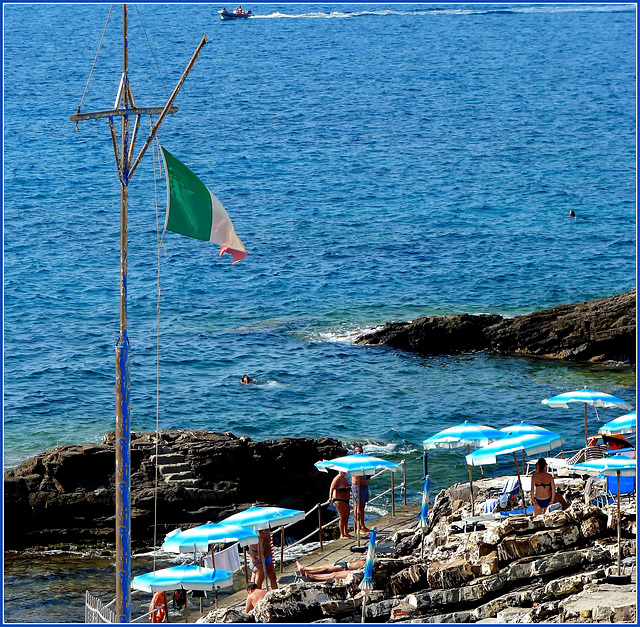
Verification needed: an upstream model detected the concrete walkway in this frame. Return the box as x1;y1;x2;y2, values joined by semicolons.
186;504;420;621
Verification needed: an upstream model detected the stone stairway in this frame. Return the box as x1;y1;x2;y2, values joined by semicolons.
151;451;199;487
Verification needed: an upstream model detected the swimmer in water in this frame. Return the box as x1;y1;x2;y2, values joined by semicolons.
569;210;576;218
241;375;256;384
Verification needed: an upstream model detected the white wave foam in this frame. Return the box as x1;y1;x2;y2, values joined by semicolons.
251;5;629;20
307;325;384;345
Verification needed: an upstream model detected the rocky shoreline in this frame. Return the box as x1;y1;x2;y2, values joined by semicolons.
201;477;637;624
356;290;636;365
3;430;346;550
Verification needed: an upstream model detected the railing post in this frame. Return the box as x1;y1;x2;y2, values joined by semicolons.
317;504;324;550
402;459;407;506
391;472;396;516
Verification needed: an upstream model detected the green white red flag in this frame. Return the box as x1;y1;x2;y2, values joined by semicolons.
160;147;247;264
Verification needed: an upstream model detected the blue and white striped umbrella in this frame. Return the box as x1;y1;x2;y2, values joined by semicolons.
359;528;377;592
542;389;632;410
599;411;637;436
423;422;504;450
220;506;305;531
162;523;259;553
466;431;565;467
567;455;637;478
499;422;558;437
542;388;632;445
131;564;233;593
420;476;430;530
315;455;401;477
567;455;636;576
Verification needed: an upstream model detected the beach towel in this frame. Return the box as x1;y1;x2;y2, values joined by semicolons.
203;544;242;573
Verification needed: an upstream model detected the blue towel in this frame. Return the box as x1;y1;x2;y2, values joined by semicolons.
498;505;534;516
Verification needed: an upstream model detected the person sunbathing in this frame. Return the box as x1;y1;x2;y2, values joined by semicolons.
296;558;366;581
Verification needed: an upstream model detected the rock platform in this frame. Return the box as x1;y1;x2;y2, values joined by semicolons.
3;430;346;550
195;477;636;624
356;289;636;365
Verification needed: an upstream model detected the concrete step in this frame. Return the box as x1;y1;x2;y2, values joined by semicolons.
159;463;192;475
163;471;197;483
151;454;185;465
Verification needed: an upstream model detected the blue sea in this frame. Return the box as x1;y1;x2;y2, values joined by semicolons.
3;3;636;623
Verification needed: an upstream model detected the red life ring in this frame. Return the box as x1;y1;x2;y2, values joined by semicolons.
149;591;166;623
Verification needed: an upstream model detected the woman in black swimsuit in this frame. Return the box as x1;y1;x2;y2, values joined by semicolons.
329;470;352;538
530;458;556;516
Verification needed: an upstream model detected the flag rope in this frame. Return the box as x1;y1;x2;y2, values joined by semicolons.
151;122;162;575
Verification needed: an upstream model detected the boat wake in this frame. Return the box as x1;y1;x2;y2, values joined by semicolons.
251;5;631;20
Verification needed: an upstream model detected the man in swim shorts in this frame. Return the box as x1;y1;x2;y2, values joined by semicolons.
296;558;366;581
351;444;371;533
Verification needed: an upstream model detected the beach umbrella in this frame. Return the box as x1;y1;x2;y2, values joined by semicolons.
466;431;565;515
314;455;401;476
162;523;259;553
567;456;637;576
220;506;305;590
599;411;637;436
423;422;505;516
500;423;563;474
420;475;430;558
315;454;401;545
133;564;233;622
132;564;233;592
542;388;632;445
359;528;377;623
220;506;305;531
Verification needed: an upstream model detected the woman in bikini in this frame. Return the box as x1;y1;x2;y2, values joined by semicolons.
530;458;556;516
329;470;352;538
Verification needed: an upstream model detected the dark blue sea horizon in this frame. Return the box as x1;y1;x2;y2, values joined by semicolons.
3;3;636;622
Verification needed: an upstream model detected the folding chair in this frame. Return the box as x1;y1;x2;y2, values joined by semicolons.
482;477;520;514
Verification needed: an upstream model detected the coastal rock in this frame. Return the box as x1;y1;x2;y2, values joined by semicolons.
497;524;581;562
251;582;334;623
356;289;636;364
3;430;346;550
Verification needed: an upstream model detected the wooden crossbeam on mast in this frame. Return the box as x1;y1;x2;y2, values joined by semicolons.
70;4;206;622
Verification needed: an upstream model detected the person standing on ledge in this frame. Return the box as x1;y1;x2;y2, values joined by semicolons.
351;444;371;534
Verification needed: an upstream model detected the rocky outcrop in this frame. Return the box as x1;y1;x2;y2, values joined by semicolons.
198;476;636;624
3;430;346;550
356;290;636;364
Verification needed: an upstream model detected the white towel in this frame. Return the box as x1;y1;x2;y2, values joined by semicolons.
203;544;242;573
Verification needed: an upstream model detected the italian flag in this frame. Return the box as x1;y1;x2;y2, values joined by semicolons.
161;147;247;264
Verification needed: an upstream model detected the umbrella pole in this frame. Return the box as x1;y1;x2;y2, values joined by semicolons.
258;537;269;591
617;471;622;576
355;482;361;547
280;527;285;573
361;590;369;623
512;452;528;515
318;504;324;550
584;403;589;446
163;593;170;623
466;445;475;517
243;546;249;586
184;594;188;624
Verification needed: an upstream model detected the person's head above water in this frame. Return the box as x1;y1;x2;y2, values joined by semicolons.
241;375;254;384
353;444;363;454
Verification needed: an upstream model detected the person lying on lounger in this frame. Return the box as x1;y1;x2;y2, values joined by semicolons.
296;558;366;581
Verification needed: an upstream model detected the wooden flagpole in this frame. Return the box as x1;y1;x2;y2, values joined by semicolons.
70;6;207;620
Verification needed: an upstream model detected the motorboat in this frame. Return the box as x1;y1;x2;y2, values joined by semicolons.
219;7;253;20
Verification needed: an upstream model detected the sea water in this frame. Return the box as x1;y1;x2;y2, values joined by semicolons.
3;3;636;622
